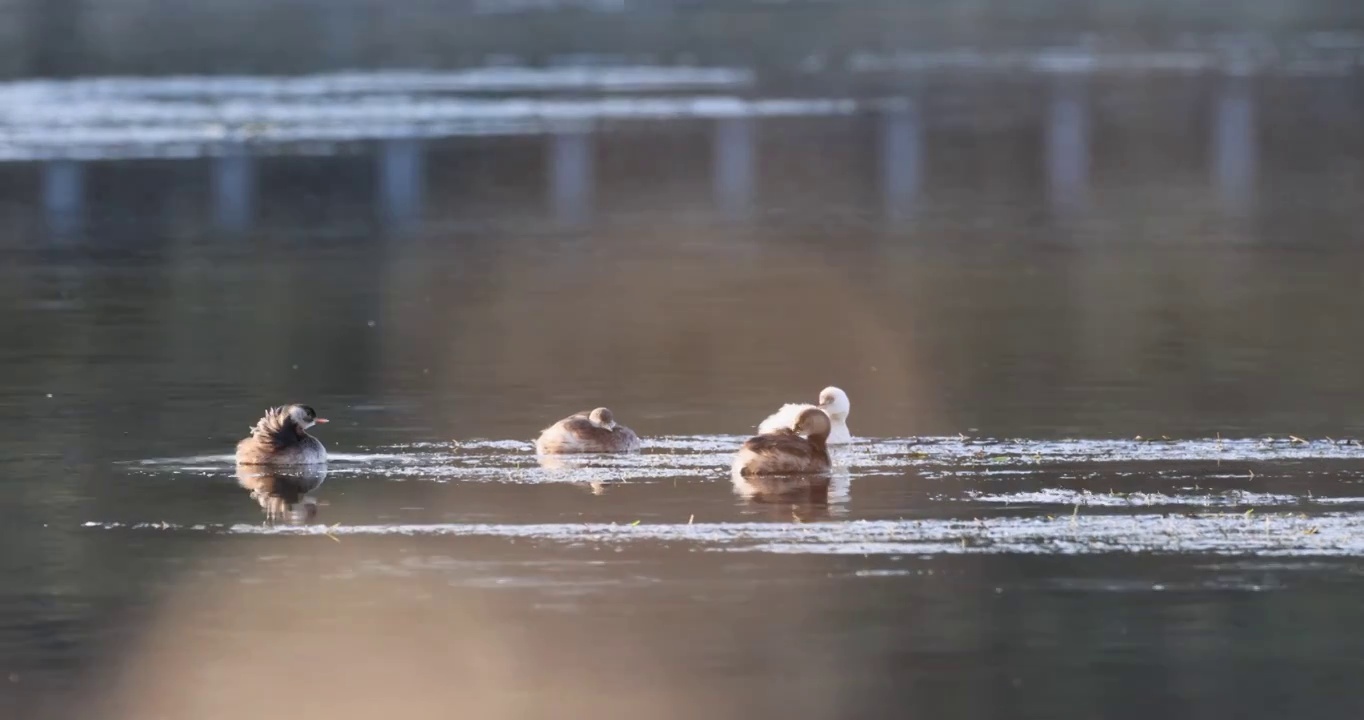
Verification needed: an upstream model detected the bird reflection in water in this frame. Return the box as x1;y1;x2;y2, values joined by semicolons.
236;465;328;524
534;453;613;495
730;465;851;522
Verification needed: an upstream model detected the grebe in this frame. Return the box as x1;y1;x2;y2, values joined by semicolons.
235;404;328;466
757;386;852;444
735;406;833;476
534;407;641;454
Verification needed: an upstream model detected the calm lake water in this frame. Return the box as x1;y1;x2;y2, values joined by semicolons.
4;61;1364;719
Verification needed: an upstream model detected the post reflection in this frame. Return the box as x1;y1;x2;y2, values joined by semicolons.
43;158;84;238
378;138;426;230
1045;77;1090;214
879;98;922;222
1213;75;1257;217
212;144;255;234
713;115;755;221
549;123;594;227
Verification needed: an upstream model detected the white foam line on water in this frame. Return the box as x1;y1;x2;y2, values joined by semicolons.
325;453;410;462
134;454;238;466
855;437;1364;464
844;47;1364;76
81;512;1364;556
0;67;754;101
1;96;858;126
965;488;1310;507
134;452;382;467
321;465;734;484
456;435;1364;462
134;435;1364;469
0;97;860;160
123;435;1364;489
319;450;864;484
447;439;537;451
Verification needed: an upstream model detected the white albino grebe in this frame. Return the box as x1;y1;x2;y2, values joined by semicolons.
234;404;328;466
534;407;641;454
734;406;833;476
757;386;852;444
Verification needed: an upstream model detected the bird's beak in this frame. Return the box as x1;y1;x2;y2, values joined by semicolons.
314;418;330;424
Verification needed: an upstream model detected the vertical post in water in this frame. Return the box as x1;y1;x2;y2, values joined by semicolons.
1213;73;1256;218
879;98;922;223
212;144;255;234
549;121;594;228
1045;74;1090;214
42;158;84;239
378;138;425;231
713;115;754;221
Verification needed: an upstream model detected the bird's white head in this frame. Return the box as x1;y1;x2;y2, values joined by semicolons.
287;404;328;430
816;387;850;419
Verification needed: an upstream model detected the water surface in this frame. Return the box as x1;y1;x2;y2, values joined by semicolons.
4;62;1364;719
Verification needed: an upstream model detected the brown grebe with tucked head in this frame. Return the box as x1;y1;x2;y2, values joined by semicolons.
534;407;641;454
235;404;329;466
734;407;833;476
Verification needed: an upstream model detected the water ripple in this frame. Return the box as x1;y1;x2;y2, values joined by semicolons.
81;512;1364;557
